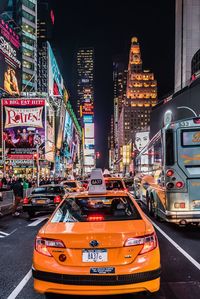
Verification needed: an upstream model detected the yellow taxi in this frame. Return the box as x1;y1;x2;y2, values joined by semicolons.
104;177;127;191
61;180;85;192
32;169;161;297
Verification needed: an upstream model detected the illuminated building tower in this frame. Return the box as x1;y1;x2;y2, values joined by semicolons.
76;48;95;174
121;37;157;145
37;0;54;42
175;0;200;91
76;48;94;118
0;0;38;92
113;58;127;166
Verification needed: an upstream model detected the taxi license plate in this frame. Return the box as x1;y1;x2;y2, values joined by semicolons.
82;249;107;262
36;200;45;204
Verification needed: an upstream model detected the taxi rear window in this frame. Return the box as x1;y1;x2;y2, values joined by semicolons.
51;196;141;223
105;180;124;190
32;186;64;194
63;182;77;188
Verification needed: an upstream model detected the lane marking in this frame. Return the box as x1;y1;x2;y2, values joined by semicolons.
151;219;200;271
27;216;48;227
7;269;32;299
0;235;4;238
0;231;9;236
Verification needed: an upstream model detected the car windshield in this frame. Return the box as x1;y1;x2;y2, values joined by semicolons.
32;186;64;194
51;196;141;223
105;180;124;190
63;182;77;188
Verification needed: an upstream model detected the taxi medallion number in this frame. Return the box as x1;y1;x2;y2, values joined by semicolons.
82;249;107;262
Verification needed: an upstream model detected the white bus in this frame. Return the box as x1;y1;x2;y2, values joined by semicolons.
135;117;200;225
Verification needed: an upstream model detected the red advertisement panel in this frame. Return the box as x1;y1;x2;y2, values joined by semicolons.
2;98;46;159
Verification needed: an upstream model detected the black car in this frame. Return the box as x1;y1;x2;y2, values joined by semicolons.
23;185;66;218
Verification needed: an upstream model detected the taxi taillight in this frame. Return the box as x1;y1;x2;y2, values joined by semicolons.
54;195;61;204
87;215;104;222
35;237;65;257
23;197;29;204
124;232;157;254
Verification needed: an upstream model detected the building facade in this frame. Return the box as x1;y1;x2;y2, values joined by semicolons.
76;48;95;174
16;0;38;92
124;37;157;144
175;0;200;91
113;58;127;167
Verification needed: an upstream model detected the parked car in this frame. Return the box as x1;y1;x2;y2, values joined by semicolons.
23;185;66;218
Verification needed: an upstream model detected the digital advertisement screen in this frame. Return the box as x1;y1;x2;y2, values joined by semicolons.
84;123;94;138
48;42;63;96
182;131;200;146
134;131;149;152
83;115;93;123
2;99;46;159
84;155;95;166
0;18;21;96
84;138;95;150
46;105;55;162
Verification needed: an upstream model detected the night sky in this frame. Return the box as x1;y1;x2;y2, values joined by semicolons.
48;0;175;168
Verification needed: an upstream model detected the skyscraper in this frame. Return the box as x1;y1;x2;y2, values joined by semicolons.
1;0;38;92
37;0;54;42
15;0;38;92
113;58;127;167
76;48;95;174
175;0;200;91
77;48;94;118
121;37;157;145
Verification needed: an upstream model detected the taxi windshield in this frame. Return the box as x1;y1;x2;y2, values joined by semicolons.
105;180;124;190
63;182;77;188
51;196;141;223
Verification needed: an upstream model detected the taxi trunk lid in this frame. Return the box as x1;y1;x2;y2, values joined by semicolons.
43;220;146;266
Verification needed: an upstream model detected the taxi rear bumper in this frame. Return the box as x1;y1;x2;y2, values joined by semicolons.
33;268;161;295
33;268;161;286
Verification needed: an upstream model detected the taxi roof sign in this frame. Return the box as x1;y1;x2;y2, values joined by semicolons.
88;169;107;194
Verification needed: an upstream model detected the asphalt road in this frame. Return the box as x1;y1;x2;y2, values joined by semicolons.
0;209;200;299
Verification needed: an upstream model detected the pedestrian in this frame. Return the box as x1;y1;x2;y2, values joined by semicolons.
12;178;23;216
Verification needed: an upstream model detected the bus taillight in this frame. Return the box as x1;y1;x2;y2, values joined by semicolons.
176;181;184;189
166;169;174;177
193;118;200;124
174;202;185;208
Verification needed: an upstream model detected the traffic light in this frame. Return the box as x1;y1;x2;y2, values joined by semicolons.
33;153;38;160
96;151;100;159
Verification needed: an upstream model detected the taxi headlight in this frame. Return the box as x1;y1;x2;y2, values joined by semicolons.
124;232;157;254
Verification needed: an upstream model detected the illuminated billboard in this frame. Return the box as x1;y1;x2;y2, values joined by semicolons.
0;18;21;96
84;149;94;155
48;42;63;96
84;123;94;138
45;105;55;162
84;138;95;150
82;103;94;115
83;115;93;123
84;155;95;166
2;99;45;160
134;131;149;152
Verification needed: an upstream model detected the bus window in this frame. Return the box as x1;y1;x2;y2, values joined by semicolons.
165;129;174;166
